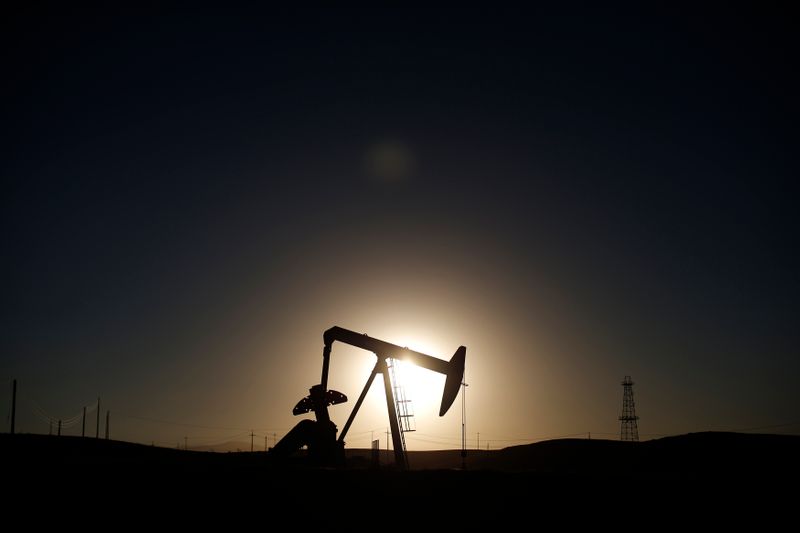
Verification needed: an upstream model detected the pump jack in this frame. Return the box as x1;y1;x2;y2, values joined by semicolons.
271;326;466;469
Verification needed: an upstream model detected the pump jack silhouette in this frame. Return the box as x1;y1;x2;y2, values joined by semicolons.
271;326;466;469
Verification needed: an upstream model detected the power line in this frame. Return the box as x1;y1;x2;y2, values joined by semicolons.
119;413;285;432
25;396;98;428
193;431;250;442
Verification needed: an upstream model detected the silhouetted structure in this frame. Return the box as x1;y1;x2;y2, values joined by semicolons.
271;326;466;469
461;379;468;469
95;397;100;438
10;379;16;435
619;376;639;441
388;358;415;466
371;439;379;468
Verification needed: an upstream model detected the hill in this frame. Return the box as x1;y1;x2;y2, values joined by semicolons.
3;431;798;476
1;432;797;520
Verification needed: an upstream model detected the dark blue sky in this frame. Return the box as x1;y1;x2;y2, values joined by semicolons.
2;8;798;445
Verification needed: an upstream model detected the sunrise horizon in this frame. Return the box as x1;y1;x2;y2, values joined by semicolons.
3;10;798;507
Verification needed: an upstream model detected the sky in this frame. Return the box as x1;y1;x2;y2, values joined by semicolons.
2;7;798;450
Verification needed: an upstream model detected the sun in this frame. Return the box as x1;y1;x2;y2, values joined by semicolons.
388;339;449;420
392;359;446;420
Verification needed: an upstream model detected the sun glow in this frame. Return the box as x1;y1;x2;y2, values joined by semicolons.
389;337;450;418
391;358;446;421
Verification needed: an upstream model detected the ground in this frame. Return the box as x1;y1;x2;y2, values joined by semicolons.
2;432;796;523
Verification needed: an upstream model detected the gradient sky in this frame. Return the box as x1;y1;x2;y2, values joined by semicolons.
2;8;798;450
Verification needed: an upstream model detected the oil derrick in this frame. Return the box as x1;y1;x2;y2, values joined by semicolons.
619;375;639;442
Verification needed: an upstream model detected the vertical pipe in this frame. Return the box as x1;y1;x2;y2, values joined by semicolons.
320;344;331;390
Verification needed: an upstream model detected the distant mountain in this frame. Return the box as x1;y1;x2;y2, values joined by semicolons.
468;431;800;476
188;440;260;453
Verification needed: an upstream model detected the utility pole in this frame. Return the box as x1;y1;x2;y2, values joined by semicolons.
58;419;62;436
105;411;109;439
250;430;255;452
95;397;100;438
49;420;53;435
11;379;17;435
184;436;188;451
10;379;16;434
265;435;268;452
273;432;276;447
477;432;480;451
82;406;86;437
386;428;389;452
461;379;468;469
